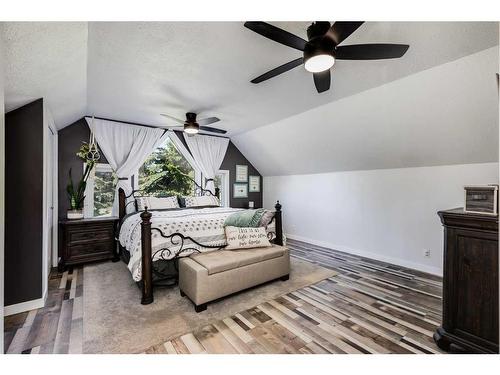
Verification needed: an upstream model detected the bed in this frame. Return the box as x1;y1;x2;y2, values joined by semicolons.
117;181;283;305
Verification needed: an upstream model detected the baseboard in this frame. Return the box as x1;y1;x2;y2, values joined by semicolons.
4;289;48;316
286;233;442;276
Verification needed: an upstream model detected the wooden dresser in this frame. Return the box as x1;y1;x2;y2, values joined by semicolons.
59;217;119;270
435;208;498;353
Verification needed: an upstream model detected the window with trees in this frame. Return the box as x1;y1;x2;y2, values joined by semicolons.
137;137;196;197
83;163;117;217
84;136;226;217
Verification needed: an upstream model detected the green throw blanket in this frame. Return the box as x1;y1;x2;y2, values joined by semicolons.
224;208;265;227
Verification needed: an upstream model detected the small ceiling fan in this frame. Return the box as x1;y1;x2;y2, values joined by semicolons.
244;21;410;93
160;112;226;135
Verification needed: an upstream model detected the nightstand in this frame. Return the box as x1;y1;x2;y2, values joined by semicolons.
59;216;119;270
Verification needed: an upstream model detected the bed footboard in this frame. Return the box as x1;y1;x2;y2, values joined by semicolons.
274;201;283;246
136;201;284;305
140;209;154;305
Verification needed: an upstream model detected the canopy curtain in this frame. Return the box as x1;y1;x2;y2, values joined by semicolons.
85;117;167;215
183;133;229;193
166;130;197;169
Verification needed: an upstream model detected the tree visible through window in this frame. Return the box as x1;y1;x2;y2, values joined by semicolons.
83;163;118;217
94;166;117;216
138;138;195;197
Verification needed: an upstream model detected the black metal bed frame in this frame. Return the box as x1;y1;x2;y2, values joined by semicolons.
117;177;283;305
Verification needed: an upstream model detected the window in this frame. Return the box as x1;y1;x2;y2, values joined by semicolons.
83;163;118;217
214;170;230;207
137;137;196;197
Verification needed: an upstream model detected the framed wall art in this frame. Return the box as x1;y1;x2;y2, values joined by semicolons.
233;183;248;198
249;175;260;193
235;165;248;182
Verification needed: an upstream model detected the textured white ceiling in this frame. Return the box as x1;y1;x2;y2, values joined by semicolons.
233;47;499;176
3;22;88;127
3;22;498;133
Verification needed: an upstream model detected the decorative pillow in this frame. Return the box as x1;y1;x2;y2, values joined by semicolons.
259;209;276;227
224;209;264;228
225;226;272;250
185;195;220;207
136;196;179;211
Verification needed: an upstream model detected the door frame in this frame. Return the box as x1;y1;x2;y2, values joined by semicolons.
217;169;230;207
43;109;58;305
51;127;59;268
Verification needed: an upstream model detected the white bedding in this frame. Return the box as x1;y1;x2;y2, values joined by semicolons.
119;207;276;281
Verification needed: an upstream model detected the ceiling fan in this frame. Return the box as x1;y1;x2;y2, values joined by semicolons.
160;112;227;135
244;21;410;93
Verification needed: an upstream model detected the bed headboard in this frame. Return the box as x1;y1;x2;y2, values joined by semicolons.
118;176;220;222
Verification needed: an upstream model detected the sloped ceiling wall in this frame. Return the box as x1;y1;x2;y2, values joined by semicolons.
3;22;88;127
2;22;499;175
3;22;498;133
232;47;499;176
83;22;498;135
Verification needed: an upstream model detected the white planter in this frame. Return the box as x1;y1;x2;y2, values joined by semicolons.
67;209;84;220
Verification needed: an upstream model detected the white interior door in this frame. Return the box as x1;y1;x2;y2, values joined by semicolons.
46;127;55;276
46;128;56;275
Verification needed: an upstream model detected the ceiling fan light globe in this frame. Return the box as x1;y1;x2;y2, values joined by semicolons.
304;54;335;73
184;127;199;135
184;123;199;135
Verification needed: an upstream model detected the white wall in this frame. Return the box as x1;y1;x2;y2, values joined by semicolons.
0;24;6;354
264;162;499;275
234;47;499;177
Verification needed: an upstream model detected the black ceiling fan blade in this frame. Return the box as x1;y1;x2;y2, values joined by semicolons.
313;70;331;93
326;22;364;45
244;21;307;51
336;44;409;60
197;117;220;126
199;125;227;134
160;113;185;124
155;125;185;130
251;57;304;84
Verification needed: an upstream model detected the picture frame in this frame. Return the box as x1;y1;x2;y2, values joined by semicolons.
235;164;248;182
233;183;248;198
249;175;260;193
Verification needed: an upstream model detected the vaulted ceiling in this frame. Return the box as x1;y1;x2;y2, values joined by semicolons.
3;22;498;130
2;22;499;175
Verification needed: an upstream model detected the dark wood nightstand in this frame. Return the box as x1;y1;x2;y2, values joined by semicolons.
59;216;119;270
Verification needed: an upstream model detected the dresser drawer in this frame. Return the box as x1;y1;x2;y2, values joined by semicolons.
68;227;114;244
66;240;114;260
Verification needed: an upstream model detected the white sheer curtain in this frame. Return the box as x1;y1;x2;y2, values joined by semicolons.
167;130;196;167
183;133;229;193
85;117;168;215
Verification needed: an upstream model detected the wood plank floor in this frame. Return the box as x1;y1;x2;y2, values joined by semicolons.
4;239;443;354
4;267;83;354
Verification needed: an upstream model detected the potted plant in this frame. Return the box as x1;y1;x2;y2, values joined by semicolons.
66;142;98;219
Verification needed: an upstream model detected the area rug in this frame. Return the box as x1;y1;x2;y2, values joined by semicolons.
82;257;336;353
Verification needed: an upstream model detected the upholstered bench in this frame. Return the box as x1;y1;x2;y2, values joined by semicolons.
178;245;290;312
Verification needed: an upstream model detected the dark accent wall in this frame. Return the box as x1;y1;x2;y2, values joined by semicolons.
5;99;44;306
57;121;263;218
58;118;108;218
220;141;262;209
